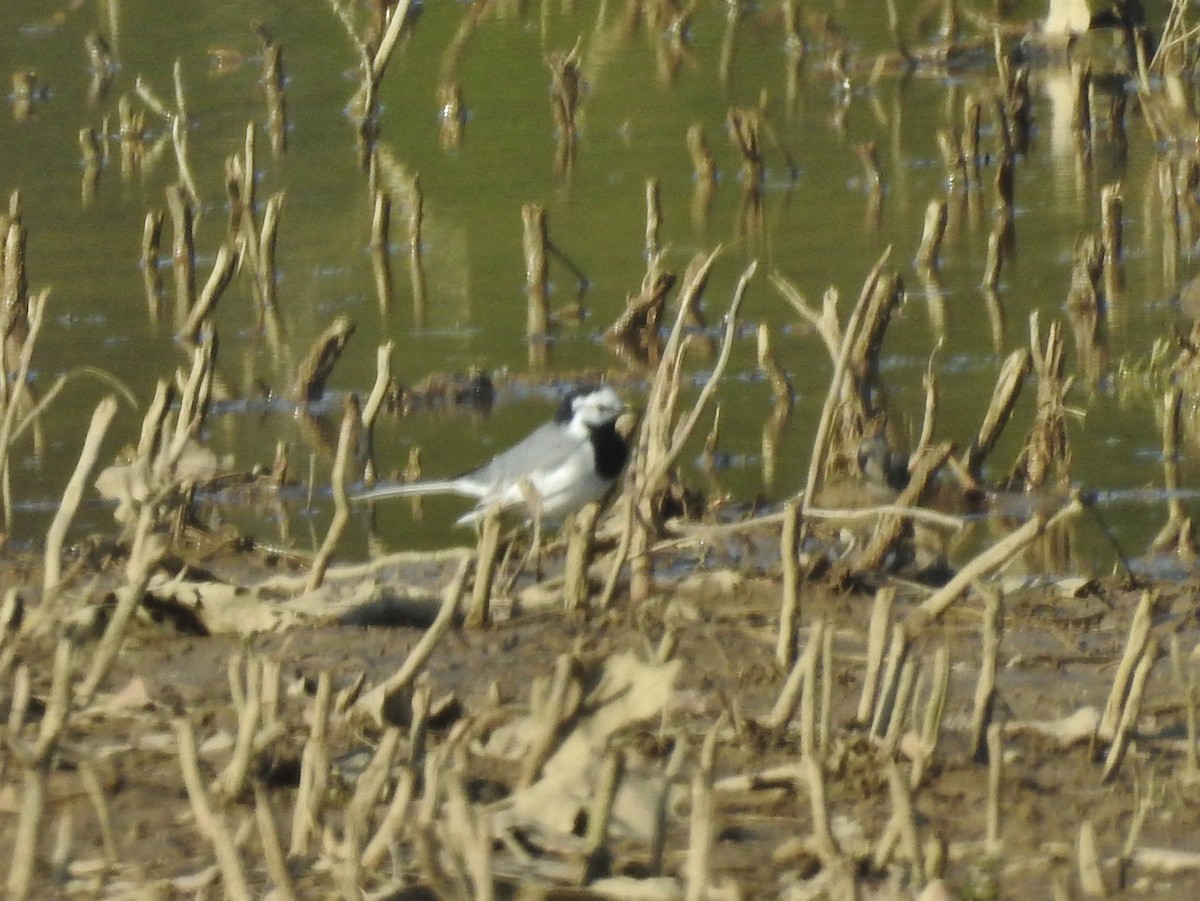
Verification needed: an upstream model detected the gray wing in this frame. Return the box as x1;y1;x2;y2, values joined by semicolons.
462;421;581;489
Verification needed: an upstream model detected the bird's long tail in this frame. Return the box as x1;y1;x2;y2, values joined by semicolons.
353;480;482;502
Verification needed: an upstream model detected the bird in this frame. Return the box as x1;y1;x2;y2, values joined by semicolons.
355;386;630;525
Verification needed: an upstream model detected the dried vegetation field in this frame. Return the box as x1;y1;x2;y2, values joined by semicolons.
4;0;1200;899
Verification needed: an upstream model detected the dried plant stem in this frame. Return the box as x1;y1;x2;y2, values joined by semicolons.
213;657;263;800
982;214;1006;290
962;349;1031;481
856;587;894;724
650;739;687;875
0;289;48;531
467;506;503;628
173;718;252;901
856;441;953;571
819;625;833;756
883;658;917;752
766;621;821;740
523;203;549;339
342;726;401;869
254;784;299;901
665;502;963;541
970;587;1002;761
687;123;716;183
355;555;471;726
290;672;332;856
986;723;1003;853
583;749;625;883
444;772;493;901
77;505;160;705
79;761;118;864
1169;634;1200;777
799;619;825;760
905;510;1057;637
291;315;356;402
645;178;661;259
165;183;196;314
7;640;72;901
1102;636;1158;783
776;499;802;669
1153;387;1190;555
1077;819;1106;896
518;654;579;789
803;754;839;862
870;625;909;738
1118;779;1154;883
164;333;214;469
43;396;118;598
886;757;924;884
563;502;600;612
178;241;237;343
603;249;739;602
1101;181;1123;291
915;198;948;271
0;589;23;683
1099;591;1154;742
360;342;393;485
597;491;636;610
307;396;359;591
361;765;416;869
800;248;891;506
371;0;413;82
258;192;284;311
911;644;950;787
141;210;164;310
407;678;431;767
685;717;722;901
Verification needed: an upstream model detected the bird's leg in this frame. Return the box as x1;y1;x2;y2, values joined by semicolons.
518;477;544;580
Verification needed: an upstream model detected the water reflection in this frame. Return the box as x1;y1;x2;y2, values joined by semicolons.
0;0;1192;565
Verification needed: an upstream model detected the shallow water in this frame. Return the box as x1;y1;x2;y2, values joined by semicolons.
0;1;1195;569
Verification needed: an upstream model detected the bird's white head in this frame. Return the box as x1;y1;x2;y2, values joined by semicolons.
558;386;626;434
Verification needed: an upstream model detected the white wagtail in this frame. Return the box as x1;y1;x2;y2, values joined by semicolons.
356;386;630;524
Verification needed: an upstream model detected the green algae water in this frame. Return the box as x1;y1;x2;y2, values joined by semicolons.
0;0;1193;571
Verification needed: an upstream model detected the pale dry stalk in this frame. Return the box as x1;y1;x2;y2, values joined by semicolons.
173;717;252;901
6;640;72;901
856;587;895;724
583;750;626;883
355;555;471;726
684;717;723;901
341;726;402;880
1102;636;1158;783
254;784;299;901
361;765;416;869
467;506;503;628
518;654;580;789
307;396;360;591
910;644;949;788
799;619;824;760
883;658;918;753
986;723;1003;853
776;499;802;669
213;655;264;800
290;672;333;856
886;758;925;885
42;396;119;598
0;289;47;530
562;502;600;612
970;587;1003;760
870;624;909;738
1099;590;1154;742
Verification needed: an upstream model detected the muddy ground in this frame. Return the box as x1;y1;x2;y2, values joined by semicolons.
3;532;1199;900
